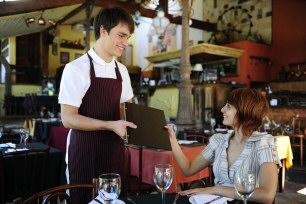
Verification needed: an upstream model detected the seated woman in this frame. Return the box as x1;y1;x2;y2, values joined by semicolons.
165;88;281;204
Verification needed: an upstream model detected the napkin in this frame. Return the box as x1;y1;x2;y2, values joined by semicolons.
178;140;198;145
192;194;233;204
0;142;16;148
88;195;105;204
215;128;228;132
5;148;28;153
88;195;124;204
204;130;210;133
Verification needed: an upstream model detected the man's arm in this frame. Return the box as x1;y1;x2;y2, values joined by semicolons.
61;104;136;138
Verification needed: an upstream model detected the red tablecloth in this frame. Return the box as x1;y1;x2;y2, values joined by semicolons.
47;127;69;156
128;145;209;193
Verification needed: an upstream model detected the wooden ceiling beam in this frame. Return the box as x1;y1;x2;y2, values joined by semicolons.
0;0;216;31
57;3;87;25
0;0;85;17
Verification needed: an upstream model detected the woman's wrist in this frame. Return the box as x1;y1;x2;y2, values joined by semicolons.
213;186;221;195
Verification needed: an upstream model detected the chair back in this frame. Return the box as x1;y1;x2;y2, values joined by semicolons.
292;117;305;134
184;134;209;144
13;178;98;204
184;128;209;144
0;147;50;203
184;128;205;136
125;144;143;193
124;144;155;195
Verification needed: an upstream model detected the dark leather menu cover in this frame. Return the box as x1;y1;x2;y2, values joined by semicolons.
124;103;171;150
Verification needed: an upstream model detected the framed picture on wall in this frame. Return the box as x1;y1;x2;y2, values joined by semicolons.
75;53;82;59
60;52;69;64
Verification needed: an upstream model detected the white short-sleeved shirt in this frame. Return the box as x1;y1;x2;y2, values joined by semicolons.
202;131;282;187
58;48;133;107
58;48;134;166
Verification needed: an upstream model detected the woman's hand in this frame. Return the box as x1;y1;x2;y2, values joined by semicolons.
164;125;176;141
178;187;217;197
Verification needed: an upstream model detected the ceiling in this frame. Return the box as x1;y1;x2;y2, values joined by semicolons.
0;0;216;39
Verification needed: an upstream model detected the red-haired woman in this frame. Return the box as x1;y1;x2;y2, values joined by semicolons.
165;88;280;204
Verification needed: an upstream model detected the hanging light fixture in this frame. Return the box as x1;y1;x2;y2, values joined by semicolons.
152;8;170;39
193;64;203;71
48;19;57;26
25;10;57;27
26;17;35;24
38;15;46;25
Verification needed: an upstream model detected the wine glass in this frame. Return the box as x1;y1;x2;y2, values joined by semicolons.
210;118;216;133
234;169;256;204
19;128;30;148
0;126;3;142
98;173;121;203
153;164;173;204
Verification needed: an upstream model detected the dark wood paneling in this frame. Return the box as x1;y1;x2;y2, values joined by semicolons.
16;33;40;67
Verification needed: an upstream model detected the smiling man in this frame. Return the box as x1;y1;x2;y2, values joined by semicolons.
58;7;136;204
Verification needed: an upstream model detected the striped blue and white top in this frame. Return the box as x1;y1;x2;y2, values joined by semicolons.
202;131;282;187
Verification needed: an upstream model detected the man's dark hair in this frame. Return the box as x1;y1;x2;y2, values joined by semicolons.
93;7;135;40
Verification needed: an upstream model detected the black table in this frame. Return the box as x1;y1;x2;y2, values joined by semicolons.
119;193;259;204
0;142;66;201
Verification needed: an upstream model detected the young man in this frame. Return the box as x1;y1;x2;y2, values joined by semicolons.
59;7;136;203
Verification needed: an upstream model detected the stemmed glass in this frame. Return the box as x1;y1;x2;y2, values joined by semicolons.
19;128;30;148
0;126;3;139
210;118;216;133
98;173;121;203
153;164;173;204
234;169;256;204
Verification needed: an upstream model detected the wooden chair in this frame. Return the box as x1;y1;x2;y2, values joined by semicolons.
184;128;209;144
0;147;50;203
124;144;156;196
289;117;305;166
13;178;98;204
184;134;209;144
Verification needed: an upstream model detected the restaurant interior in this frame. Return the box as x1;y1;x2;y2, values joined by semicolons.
0;0;305;203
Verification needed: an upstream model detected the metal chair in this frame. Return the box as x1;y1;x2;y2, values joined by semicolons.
13;178;98;204
125;144;156;196
0;147;50;203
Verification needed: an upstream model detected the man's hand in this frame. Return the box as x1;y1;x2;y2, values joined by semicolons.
111;120;137;139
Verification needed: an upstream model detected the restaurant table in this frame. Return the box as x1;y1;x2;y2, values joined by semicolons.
0;142;66;201
91;193;260;204
47;126;69;156
275;135;294;192
128;143;209;193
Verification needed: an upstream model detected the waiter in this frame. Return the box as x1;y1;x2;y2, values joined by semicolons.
59;7;136;203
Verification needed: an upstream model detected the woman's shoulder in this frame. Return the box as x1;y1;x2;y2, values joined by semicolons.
249;131;277;148
211;132;232;143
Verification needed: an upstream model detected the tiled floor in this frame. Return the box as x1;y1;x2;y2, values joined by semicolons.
276;160;306;204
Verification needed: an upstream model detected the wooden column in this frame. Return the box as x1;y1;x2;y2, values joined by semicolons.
175;0;195;125
85;1;90;52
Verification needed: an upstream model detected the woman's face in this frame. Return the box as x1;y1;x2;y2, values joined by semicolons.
221;103;237;127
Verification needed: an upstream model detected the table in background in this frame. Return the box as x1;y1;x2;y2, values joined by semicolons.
47;127;69;156
275;135;294;192
128;144;209;193
0;142;66;201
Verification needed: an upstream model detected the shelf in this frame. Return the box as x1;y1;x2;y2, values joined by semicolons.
60;43;85;50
